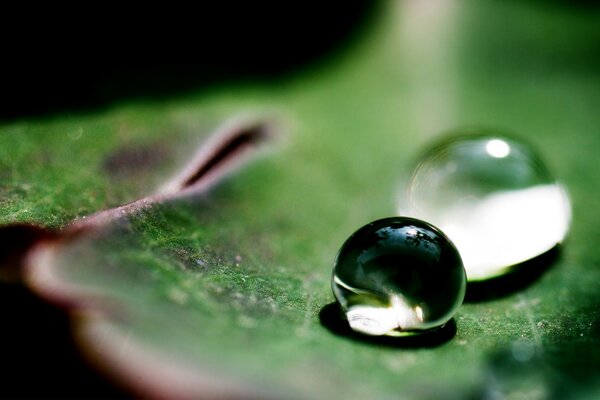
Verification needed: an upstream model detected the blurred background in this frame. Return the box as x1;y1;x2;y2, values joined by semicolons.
1;2;380;120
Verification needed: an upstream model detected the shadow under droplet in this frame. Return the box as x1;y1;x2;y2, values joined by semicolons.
319;302;456;348
465;246;561;303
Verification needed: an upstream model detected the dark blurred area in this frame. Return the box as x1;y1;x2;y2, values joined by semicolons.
0;282;130;398
1;2;380;121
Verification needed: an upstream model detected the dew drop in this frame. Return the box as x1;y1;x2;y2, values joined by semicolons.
402;132;571;281
332;217;466;336
511;338;535;362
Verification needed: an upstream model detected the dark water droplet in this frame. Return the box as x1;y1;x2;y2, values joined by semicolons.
332;217;466;336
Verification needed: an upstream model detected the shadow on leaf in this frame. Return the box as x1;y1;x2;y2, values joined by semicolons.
465;246;561;303
319;302;456;348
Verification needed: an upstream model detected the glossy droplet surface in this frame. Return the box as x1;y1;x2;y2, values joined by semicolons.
332;217;466;336
402;133;571;281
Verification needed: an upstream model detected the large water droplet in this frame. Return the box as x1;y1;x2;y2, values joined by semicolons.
332;217;466;336
401;132;571;281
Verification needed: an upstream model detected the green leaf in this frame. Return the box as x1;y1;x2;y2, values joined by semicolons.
4;2;600;398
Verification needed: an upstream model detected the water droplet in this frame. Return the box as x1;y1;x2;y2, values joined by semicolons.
332;217;466;336
512;338;535;362
402;132;571;281
482;346;550;400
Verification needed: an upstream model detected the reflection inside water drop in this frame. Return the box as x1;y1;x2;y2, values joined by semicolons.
402;133;571;281
332;217;466;336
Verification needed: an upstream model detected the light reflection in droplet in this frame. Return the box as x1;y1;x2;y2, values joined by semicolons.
344;296;429;336
406;227;418;236
437;184;569;279
486;138;510;158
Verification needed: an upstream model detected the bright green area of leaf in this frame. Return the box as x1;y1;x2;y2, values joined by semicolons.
3;2;600;399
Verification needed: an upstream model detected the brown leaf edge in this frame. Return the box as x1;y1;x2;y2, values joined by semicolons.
4;115;281;399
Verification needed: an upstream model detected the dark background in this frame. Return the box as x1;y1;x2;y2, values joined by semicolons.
1;2;379;121
2;1;596;121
